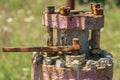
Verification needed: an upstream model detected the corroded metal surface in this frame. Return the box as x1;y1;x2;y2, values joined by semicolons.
32;65;113;80
42;12;104;30
31;64;43;80
3;38;81;52
90;29;101;54
65;54;86;67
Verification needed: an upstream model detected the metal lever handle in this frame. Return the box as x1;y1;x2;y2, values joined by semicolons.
3;45;80;52
3;38;80;52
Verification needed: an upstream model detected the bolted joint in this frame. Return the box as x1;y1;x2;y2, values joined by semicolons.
93;8;103;15
59;7;70;15
91;3;104;15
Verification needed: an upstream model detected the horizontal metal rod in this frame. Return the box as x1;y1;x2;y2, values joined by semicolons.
3;45;81;52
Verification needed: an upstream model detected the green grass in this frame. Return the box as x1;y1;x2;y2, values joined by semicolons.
101;8;120;80
0;0;120;80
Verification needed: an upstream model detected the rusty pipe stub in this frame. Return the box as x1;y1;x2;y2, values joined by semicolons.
66;0;75;10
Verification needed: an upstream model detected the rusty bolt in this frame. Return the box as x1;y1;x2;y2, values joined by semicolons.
91;3;101;9
93;8;103;15
72;38;79;45
72;38;80;55
91;3;103;15
59;7;70;15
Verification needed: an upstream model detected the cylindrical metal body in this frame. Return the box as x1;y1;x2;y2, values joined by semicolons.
31;65;113;80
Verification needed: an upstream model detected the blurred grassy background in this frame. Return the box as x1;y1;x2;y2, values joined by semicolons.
0;0;120;80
